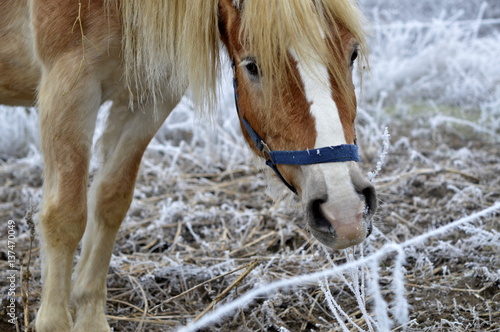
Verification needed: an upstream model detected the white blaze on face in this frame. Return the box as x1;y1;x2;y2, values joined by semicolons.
289;49;346;148
290;47;351;189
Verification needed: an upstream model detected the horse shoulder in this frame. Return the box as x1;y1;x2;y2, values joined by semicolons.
31;0;122;76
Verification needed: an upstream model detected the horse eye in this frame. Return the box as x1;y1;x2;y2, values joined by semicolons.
245;61;259;77
350;48;359;65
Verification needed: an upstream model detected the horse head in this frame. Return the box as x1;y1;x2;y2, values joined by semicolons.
219;0;377;249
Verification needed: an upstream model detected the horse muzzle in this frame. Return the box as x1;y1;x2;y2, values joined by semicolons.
301;162;377;249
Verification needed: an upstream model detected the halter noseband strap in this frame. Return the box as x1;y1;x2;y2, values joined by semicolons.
231;59;359;195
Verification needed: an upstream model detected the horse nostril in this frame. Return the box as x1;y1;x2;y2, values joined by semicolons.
309;198;330;231
359;184;377;220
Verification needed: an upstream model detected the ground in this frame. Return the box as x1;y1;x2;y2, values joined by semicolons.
0;104;498;331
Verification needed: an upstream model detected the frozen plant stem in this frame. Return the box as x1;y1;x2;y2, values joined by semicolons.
367;127;390;181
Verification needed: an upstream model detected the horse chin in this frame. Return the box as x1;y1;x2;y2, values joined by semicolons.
310;229;363;250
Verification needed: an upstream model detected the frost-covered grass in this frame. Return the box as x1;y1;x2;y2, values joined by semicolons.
1;0;499;331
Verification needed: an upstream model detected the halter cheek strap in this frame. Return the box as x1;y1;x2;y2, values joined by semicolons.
231;59;359;195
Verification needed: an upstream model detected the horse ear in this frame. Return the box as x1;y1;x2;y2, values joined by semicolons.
218;0;239;52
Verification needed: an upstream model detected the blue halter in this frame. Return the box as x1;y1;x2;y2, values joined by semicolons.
231;60;359;194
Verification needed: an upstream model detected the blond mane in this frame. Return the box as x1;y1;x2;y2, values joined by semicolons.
113;0;367;111
113;0;220;110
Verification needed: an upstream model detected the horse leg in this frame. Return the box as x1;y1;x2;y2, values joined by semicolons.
35;66;101;332
70;96;178;331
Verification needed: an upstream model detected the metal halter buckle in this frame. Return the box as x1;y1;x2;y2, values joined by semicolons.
260;140;272;161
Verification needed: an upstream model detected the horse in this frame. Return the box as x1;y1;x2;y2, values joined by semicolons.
0;0;376;331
